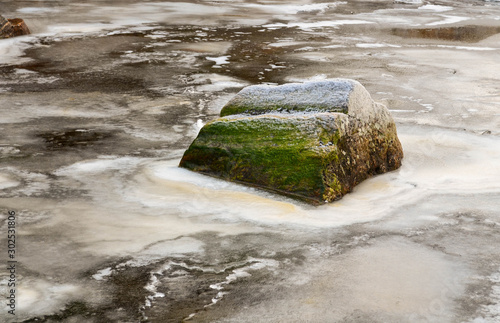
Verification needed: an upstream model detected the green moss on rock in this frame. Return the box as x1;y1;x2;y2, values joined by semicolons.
180;114;340;203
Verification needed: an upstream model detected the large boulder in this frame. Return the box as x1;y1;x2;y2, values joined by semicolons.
0;15;30;39
179;79;403;205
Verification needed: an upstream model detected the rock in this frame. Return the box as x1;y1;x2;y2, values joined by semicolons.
0;15;30;39
179;79;403;205
8;18;31;37
0;15;14;38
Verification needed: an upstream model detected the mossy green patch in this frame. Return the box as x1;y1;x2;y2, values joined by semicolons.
180;114;342;204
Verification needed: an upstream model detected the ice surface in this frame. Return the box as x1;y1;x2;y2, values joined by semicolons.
1;0;500;321
220;237;470;322
356;43;402;48
0;173;20;190
426;15;469;26
17;7;62;14
263;20;375;30
394;0;423;4
0;37;36;66
17;279;84;318
418;4;453;12
92;267;113;281
206;55;231;68
243;3;337;15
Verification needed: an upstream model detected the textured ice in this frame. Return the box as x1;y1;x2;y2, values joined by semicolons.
0;37;36;66
435;45;498;51
1;0;499;321
203;258;279;310
394;0;423;4
195;78;247;92
17;7;62;14
426;15;469;26
121;237;205;267
17;279;83;318
206;55;231;68
222;237;470;322
243;3;339;15
92;267;113;281
469;268;500;322
356;43;402;48
263;20;375;30
418;4;453;12
0;173;20;189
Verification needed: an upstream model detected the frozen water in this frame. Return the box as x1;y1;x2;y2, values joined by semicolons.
427;15;470;26
418;4;454;12
0;0;499;321
263;20;375;30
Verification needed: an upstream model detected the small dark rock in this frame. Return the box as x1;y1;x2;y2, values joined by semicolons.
0;15;30;39
8;18;31;37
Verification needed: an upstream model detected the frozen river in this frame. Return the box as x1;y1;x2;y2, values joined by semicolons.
1;0;500;322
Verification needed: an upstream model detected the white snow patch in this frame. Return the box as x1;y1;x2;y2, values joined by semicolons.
356;43;402;48
192;74;249;92
196;81;245;92
243;3;338;15
270;64;286;69
418;5;453;12
0;146;21;158
16;279;81;317
119;237;205;267
426;15;469;26
263;20;375;30
92;267;113;281
0;173;20;190
0;37;36;66
469;268;500;322
321;44;347;49
55;157;144;176
436;45;498;51
206;55;230;68
205;258;280;307
268;41;306;48
17;7;62;14
0;168;50;196
285;74;329;83
394;0;423;4
294;46;316;52
195;119;205;131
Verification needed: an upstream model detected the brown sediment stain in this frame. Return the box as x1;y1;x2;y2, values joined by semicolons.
392;25;500;42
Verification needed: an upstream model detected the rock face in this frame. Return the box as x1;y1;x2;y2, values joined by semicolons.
8;18;31;37
0;15;30;39
179;79;403;205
